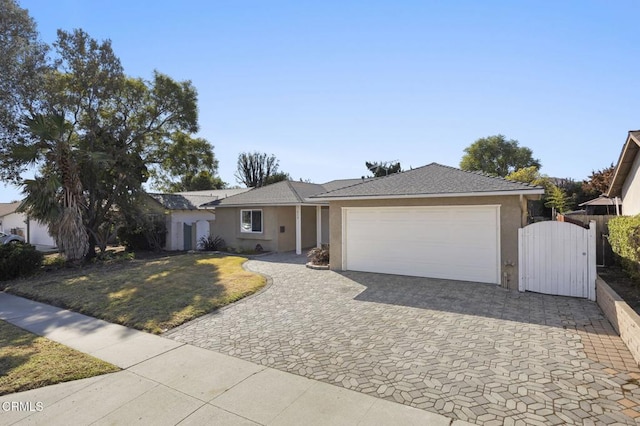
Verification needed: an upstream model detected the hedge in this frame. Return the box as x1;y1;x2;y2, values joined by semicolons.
608;215;640;279
0;243;43;281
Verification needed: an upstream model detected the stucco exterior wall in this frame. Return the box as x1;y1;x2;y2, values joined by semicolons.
328;195;524;290
622;151;640;215
276;207;296;251
214;205;321;253
321;207;330;244
301;206;318;249
165;210;215;251
213;207;280;252
1;212;56;246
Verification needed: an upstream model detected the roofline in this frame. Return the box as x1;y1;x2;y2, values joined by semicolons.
607;131;640;197
310;189;545;202
213;202;329;208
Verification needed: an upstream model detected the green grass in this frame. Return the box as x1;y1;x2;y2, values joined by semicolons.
0;320;119;396
3;253;266;334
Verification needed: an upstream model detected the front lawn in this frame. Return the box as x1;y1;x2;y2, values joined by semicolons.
2;254;266;334
0;320;119;395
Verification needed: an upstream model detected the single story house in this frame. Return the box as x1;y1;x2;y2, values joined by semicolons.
0;201;56;247
309;163;544;290
147;188;250;250
608;130;640;215
204;179;364;254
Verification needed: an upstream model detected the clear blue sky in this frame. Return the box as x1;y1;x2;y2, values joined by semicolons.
2;0;639;202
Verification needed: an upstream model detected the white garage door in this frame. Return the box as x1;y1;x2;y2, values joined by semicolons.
343;205;500;284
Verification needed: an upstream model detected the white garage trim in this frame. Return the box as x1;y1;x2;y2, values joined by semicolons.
342;205;501;284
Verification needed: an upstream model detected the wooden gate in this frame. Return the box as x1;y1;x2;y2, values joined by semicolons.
518;221;596;300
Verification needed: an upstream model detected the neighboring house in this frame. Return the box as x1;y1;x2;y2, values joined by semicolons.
608;130;640;215
147;188;250;251
205;179;364;254
575;195;621;216
309;163;544;290
0;202;56;247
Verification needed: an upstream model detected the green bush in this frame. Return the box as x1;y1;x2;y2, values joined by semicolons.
198;235;225;251
608;215;640;279
117;221;166;251
0;243;43;281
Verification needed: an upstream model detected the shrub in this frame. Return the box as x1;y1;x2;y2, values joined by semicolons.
0;243;43;281
307;244;330;265
198;235;225;251
608;215;640;279
117;220;166;251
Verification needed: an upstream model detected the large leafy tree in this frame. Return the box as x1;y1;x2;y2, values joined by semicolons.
460;135;541;177
235;152;287;187
9;28;211;259
151;132;223;192
365;161;401;177
582;164;615;198
0;0;48;181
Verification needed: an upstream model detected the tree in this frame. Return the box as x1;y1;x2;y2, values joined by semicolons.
151;132;222;192
365;161;401;177
10;29;207;259
265;171;291;185
21;114;89;261
545;185;570;217
505;166;550;188
460;135;541;177
164;171;226;192
582;164;615;198
0;0;48;182
235;152;284;187
506;166;575;218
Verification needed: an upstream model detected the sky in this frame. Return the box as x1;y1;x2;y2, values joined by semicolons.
2;0;639;202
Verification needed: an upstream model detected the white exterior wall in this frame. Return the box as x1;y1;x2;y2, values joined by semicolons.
622;152;640;215
165;210;215;251
0;212;56;246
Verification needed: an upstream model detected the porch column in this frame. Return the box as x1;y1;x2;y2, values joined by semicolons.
316;206;322;248
295;204;302;255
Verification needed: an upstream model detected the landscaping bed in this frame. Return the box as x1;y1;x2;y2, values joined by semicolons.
598;265;640;315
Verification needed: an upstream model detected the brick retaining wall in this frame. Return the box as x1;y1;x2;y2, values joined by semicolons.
597;276;640;366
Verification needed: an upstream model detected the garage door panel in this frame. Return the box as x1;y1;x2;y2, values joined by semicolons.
343;206;500;284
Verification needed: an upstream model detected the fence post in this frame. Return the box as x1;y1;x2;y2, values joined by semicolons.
518;227;525;292
588;221;597;301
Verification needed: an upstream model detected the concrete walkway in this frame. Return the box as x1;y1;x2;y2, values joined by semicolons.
0;293;465;426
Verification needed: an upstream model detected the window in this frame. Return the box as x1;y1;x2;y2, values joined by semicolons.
241;210;262;233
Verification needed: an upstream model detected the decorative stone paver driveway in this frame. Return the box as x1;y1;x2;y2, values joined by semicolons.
166;253;640;425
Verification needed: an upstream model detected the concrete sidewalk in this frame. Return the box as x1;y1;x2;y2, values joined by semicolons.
0;293;467;426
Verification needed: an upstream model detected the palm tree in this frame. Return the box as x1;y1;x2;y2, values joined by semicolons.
18;114;89;262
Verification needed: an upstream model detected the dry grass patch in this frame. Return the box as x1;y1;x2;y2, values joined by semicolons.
3;254;265;334
0;320;118;395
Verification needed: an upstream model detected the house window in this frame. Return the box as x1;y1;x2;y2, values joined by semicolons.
241;210;262;233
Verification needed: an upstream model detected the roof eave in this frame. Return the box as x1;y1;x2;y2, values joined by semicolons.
214;201;329;208
607;131;640;197
310;189;545;202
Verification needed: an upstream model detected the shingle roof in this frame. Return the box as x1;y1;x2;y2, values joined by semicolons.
0;202;20;217
310;163;544;199
209;181;327;207
148;188;250;210
148;193;199;210
321;178;369;192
